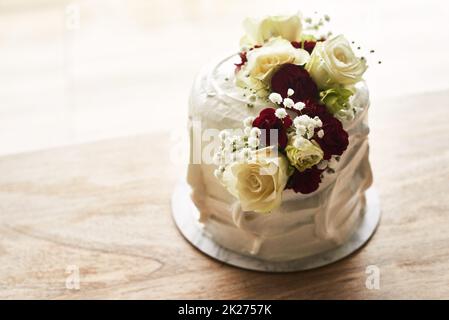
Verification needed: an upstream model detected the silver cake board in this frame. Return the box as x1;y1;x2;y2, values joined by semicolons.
171;181;381;272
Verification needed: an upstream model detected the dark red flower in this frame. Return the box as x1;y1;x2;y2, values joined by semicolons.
287;167;323;194
271;64;318;103
291;40;317;54
252;108;292;149
235;45;262;72
315;115;349;160
298;100;349;160
291;41;301;48
235;51;247;72
300;98;328;118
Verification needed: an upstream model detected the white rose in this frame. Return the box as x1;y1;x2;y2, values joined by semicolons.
236;38;309;90
221;147;290;213
285;138;323;172
305;35;367;89
240;14;303;47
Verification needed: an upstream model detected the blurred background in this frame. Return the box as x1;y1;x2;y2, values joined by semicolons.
1;0;448;156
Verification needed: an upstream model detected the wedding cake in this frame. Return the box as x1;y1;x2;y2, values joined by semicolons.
186;14;373;262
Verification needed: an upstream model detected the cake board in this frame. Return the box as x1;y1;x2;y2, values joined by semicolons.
171;181;381;272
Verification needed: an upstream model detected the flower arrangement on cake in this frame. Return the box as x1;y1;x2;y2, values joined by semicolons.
180;12;378;266
212;14;368;213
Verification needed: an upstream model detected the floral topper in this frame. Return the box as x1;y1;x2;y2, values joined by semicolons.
213;13;368;214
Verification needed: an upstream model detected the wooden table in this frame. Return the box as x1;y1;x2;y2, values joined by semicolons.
1;90;449;299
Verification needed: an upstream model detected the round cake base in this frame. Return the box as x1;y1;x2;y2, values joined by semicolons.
171;181;381;272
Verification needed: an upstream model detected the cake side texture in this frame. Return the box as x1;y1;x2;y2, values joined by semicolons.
186;54;372;261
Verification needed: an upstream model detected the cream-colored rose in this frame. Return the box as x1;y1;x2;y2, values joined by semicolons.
221;147;290;213
285;138;323;172
240;14;303;47
236;38;309;90
305;35;367;89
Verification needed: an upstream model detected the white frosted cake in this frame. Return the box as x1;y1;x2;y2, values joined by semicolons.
186;14;373;262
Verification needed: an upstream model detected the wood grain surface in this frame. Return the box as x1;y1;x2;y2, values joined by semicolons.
0;90;448;299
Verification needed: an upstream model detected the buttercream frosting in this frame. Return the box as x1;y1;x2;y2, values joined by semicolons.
187;54;373;261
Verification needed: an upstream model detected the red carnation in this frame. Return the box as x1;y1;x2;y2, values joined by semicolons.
300;98;328;118
299;99;349;160
287;167;323;194
315;115;349;160
271;64;318;103
252;108;292;149
291;40;317;54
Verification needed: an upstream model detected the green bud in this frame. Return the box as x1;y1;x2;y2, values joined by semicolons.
320;87;353;115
